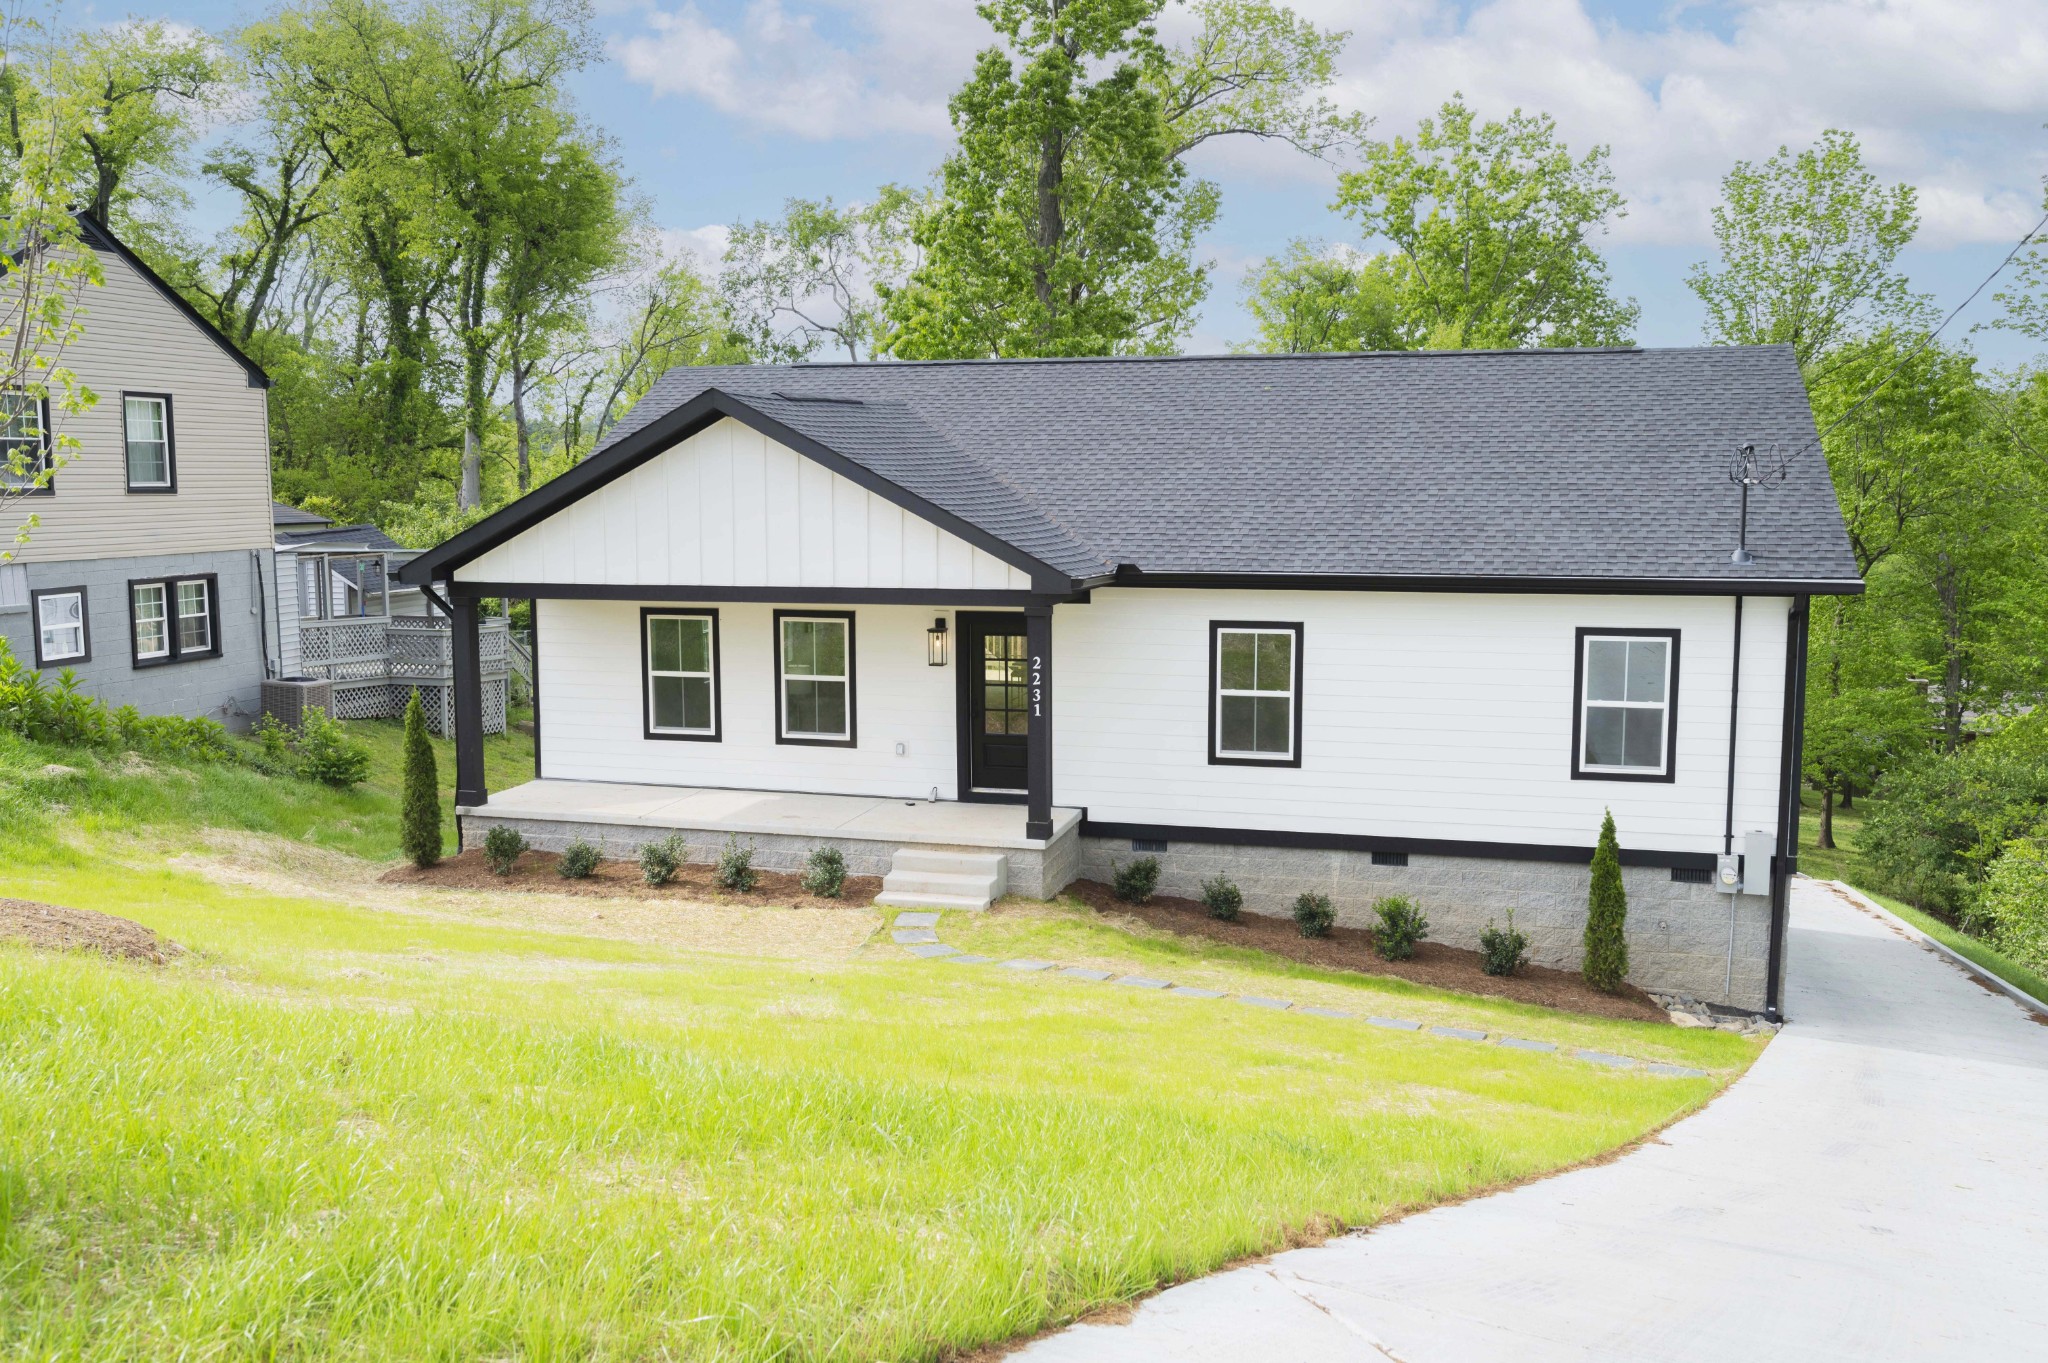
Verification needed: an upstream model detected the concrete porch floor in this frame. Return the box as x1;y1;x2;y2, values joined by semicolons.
461;779;1081;850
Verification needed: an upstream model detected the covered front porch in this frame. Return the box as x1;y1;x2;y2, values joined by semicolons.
458;779;1082;899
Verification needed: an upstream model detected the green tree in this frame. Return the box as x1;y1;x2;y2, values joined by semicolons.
1331;95;1637;349
1802;596;1923;848
399;689;442;867
1583;809;1628;992
1237;239;1406;353
1688;129;1924;368
890;0;1358;358
722;188;921;362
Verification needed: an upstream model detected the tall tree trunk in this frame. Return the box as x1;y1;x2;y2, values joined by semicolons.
457;242;490;512
1840;785;1853;811
1818;784;1836;851
1033;126;1064;318
511;355;532;494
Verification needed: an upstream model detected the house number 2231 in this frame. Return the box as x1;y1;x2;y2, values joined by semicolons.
1032;656;1043;718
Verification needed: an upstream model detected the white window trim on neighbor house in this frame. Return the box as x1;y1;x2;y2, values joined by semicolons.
122;392;175;492
774;611;856;747
1210;620;1303;767
642;608;721;742
0;388;52;493
30;585;89;666
130;574;220;667
1573;627;1680;782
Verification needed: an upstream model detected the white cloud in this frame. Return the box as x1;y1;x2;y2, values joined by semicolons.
655;223;733;274
610;0;2048;248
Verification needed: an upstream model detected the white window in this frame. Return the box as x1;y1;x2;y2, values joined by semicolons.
132;576;217;665
777;613;854;744
132;583;168;660
645;612;718;739
0;389;49;491
32;587;87;665
1577;632;1677;778
1212;623;1302;764
123;394;172;490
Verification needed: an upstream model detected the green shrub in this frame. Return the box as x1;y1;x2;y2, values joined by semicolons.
558;839;600;879
800;846;846;898
483;826;527;875
1199;874;1242;921
1370;895;1429;960
1583;810;1629;992
292;707;372;788
1292;891;1334;938
399;692;442;868
1479;911;1530;976
716;835;758;893
1111;856;1160;904
0;638;234;761
1861;737;2048;920
1977;839;2048;972
249;713;295;776
640;834;684;887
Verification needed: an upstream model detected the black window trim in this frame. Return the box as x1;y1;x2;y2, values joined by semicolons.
1570;625;1681;783
0;389;54;496
28;584;90;667
120;390;177;494
128;572;222;668
1208;619;1305;768
773;608;857;748
639;606;722;743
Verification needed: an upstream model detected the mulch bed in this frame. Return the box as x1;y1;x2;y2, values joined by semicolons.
1064;880;1668;1023
0;899;183;964
382;848;883;909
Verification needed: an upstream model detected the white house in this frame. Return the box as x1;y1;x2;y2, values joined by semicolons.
399;348;1861;1016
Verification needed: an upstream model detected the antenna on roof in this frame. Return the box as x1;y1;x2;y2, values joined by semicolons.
1728;442;1788;565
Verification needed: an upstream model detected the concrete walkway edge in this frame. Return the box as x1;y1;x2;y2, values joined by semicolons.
1824;878;2048;1019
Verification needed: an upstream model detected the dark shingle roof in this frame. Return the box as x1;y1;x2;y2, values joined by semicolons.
599;347;1859;588
278;522;409;554
273;501;331;527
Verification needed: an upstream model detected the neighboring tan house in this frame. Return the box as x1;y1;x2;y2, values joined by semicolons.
0;214;277;724
400;348;1862;1017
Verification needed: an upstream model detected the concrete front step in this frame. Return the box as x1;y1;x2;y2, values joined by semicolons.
878;848;1008;911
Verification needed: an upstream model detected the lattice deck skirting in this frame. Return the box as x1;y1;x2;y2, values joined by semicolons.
298;616;509;735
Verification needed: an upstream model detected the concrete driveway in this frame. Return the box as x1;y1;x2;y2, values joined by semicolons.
1019;877;2048;1362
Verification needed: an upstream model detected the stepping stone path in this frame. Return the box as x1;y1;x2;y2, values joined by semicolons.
882;913;1712;1080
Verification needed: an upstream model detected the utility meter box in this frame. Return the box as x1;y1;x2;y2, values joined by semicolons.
1741;830;1777;896
1715;854;1743;894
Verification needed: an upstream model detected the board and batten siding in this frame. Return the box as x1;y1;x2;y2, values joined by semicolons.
1052;588;1790;857
536;599;962;799
1;248;273;562
456;417;1033;592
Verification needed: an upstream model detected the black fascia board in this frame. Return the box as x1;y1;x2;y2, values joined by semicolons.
1107;567;1865;597
74;213;271;390
398;387;1076;592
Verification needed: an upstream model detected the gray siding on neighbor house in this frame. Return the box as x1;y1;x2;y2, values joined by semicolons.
0;548;275;726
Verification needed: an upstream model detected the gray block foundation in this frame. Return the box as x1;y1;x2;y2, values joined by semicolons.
1078;835;1773;1011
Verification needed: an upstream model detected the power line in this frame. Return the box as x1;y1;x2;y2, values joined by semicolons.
1793;207;2048;462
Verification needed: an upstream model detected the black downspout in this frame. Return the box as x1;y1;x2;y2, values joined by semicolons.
1765;595;1810;1021
252;549;275;681
1723;595;1744;855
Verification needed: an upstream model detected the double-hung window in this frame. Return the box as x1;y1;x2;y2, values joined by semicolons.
643;609;720;740
131;575;219;666
0;389;51;493
1573;629;1679;780
1210;622;1303;765
30;586;88;666
775;611;855;746
123;393;174;491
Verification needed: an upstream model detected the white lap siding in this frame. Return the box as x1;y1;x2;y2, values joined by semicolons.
1052;588;1789;857
536;599;960;799
456;418;1032;592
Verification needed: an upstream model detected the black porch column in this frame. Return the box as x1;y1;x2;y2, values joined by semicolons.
1025;604;1054;840
451;591;488;808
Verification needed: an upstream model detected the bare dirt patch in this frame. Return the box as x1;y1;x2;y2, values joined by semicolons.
0;899;182;964
1064;880;1667;1023
385;848;882;909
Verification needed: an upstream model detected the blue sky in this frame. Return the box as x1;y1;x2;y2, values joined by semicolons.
124;0;2048;366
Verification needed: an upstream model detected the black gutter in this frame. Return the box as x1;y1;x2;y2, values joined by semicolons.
1765;594;1811;1021
1723;595;1744;854
1108;567;1865;598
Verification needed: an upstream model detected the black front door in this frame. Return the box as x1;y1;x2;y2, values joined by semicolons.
959;613;1029;794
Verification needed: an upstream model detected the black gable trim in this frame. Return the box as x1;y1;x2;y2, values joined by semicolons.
76;213;271;390
398;387;1074;590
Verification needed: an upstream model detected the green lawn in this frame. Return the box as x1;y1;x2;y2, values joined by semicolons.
1797;788;2048;1004
0;724;1758;1360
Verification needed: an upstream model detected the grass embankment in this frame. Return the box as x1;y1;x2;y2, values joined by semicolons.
1798;789;2048;1004
0;720;1756;1360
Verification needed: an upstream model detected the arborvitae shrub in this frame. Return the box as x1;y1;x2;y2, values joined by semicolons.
1293;891;1335;938
1584;809;1630;992
1200;874;1242;921
399;692;442;868
800;846;846;898
1112;856;1160;903
558;839;600;879
1370;895;1429;960
483;825;527;876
